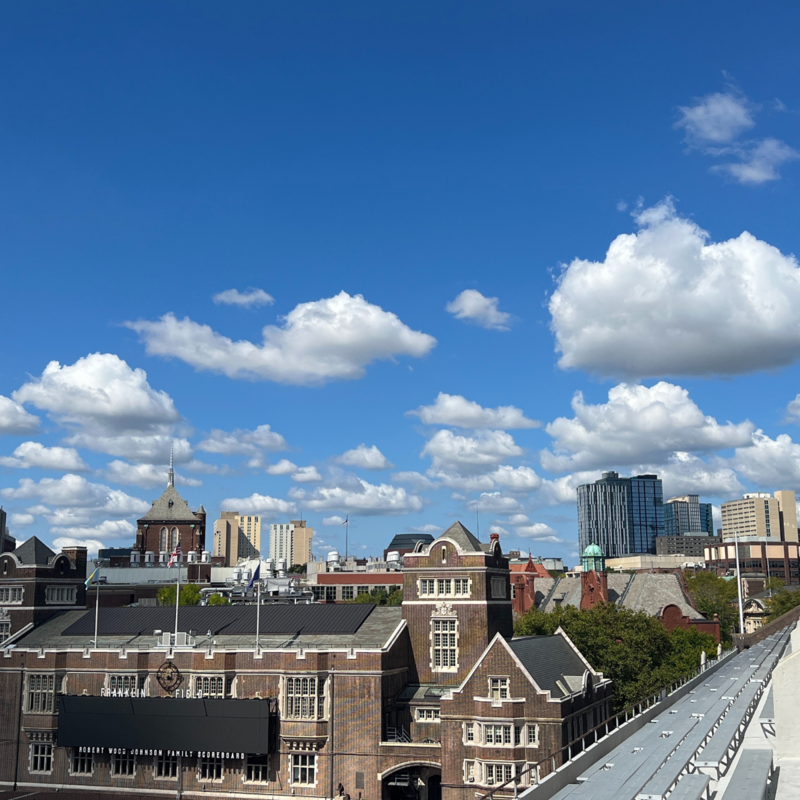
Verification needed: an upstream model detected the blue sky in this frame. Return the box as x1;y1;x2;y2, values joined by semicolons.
2;1;800;563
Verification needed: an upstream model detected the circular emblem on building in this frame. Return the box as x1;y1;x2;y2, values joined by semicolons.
157;660;183;693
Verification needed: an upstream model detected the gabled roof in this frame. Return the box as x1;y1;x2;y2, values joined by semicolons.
439;520;482;553
14;536;56;565
508;634;592;698
139;484;200;523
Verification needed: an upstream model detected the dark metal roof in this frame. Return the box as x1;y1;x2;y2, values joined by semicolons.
13;536;56;565
439;521;483;552
61;603;376;637
387;533;435;548
139;484;200;523
508;635;590;697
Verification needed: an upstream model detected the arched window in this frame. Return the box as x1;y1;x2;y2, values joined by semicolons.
160;527;168;552
171;528;180;551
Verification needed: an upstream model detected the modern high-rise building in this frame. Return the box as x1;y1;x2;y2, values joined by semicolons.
721;491;798;543
664;495;714;537
269;519;314;566
577;471;664;558
213;512;261;566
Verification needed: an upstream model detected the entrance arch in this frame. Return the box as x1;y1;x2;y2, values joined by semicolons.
381;762;441;800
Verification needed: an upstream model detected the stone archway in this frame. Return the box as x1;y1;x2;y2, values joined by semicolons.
381;763;441;800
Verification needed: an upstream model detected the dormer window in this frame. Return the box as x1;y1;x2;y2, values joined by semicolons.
490;677;509;702
441;546;447;563
168;500;174;508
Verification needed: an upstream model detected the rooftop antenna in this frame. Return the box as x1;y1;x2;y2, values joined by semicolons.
168;443;175;488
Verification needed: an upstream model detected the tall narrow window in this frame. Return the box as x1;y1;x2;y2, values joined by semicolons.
111;751;135;777
160;527;168;552
171;528;180;551
155;752;178;778
431;618;458;670
285;676;326;719
198;755;223;781
30;743;53;773
28;674;55;713
71;749;94;775
291;754;316;785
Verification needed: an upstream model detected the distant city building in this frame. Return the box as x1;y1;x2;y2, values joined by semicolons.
269;520;314;567
705;539;800;585
721;491;799;542
0;507;15;553
134;464;206;563
213;512;261;566
656;534;719;558
663;494;714;536
577;471;664;558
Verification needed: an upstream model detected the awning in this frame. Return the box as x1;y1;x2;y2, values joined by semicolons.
57;695;271;754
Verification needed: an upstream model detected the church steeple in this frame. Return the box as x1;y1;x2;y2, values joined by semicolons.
168;444;175;487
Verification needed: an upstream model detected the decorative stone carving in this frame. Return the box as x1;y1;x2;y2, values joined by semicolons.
432;601;455;617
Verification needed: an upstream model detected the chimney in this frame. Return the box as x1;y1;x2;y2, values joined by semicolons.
490;532;500;543
61;546;88;578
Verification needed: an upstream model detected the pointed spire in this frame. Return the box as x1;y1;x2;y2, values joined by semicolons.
168;443;175;487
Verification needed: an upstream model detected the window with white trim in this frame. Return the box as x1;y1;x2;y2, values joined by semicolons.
0;586;23;604
491;576;507;599
357;586;369;597
454;578;470;596
109;674;145;694
195;675;225;698
28;674;56;713
490;677;509;702
416;707;440;721
419;579;435;596
437;578;452;595
515;725;522;745
527;724;539;746
111;751;135;777
155;752;178;779
246;753;270;782
199;755;223;781
431;617;458;670
70;749;93;775
342;585;354;600
285;676;326;719
464;760;476;782
45;586;77;605
0;620;10;643
484;762;514;786
485;724;512;745
291;753;316;785
464;722;475;743
30;743;53;773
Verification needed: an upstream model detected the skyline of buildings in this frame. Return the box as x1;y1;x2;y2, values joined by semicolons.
269;519;314;567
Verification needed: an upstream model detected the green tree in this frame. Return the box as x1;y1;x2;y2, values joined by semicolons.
348;587;403;606
288;564;306;574
157;583;203;606
514;602;715;710
207;592;230;606
765;588;800;622
683;570;739;644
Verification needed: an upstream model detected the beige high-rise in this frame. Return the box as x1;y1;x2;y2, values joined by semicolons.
213;512;262;566
721;491;798;542
269;519;314;567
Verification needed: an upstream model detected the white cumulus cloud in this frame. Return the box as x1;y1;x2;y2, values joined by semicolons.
292;466;323;483
542;382;754;472
422;429;523;475
336;444;394;470
640;452;744;499
713;138;799;185
514;522;562;542
408;393;538;429
466;492;523;513
0;442;89;472
293;479;423;516
728;431;800;488
0;396;40;435
197;425;287;455
220;493;297;516
676;91;755;144
51;537;106;558
212;288;275;307
104;460;202;489
126;291;436;385
549;200;800;378
10;512;34;527
446;289;512;331
266;459;299;476
323;516;347;526
52;519;137;542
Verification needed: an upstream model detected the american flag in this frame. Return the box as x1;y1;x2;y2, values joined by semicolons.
168;540;182;568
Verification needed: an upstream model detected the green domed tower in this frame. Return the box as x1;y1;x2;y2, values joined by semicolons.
581;543;605;574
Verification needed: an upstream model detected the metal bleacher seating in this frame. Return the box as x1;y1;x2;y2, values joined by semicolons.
666;773;710;800
717;748;773;800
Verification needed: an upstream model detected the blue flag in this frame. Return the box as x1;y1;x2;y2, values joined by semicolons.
85;568;98;588
248;563;261;590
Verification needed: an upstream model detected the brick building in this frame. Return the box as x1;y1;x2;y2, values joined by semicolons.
0;522;613;799
133;465;206;562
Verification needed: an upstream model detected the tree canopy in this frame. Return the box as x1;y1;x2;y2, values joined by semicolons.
765;587;800;622
514;603;716;710
349;587;403;606
207;592;230;606
683;570;739;644
157;583;202;606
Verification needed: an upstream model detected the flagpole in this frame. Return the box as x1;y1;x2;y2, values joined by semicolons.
255;577;261;652
93;564;100;648
346;517;349;561
174;553;181;644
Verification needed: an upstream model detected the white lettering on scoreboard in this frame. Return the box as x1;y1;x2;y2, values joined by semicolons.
79;747;246;758
100;687;210;698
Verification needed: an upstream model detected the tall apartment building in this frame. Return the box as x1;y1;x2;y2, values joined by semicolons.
664;495;714;536
721;491;798;542
269;520;314;566
213;512;262;566
577;471;664;558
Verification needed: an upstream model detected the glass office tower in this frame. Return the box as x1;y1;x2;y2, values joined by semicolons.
577;471;665;558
